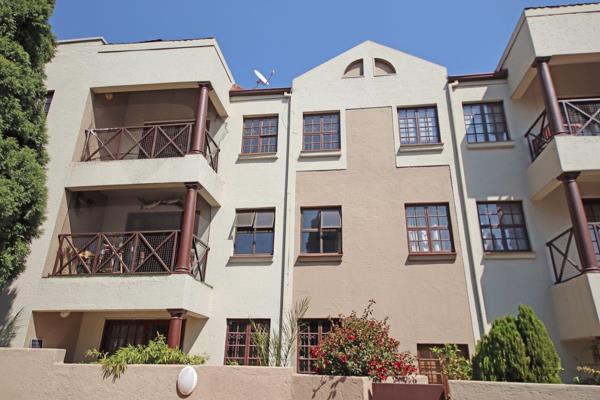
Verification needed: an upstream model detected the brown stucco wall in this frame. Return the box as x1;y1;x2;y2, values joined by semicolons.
293;107;475;354
448;380;600;400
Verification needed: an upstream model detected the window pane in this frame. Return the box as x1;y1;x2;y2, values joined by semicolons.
234;230;253;254
302;210;320;229
322;209;341;228
301;232;320;253
255;231;274;254
235;211;255;228
255;210;275;228
322;231;341;253
477;201;529;252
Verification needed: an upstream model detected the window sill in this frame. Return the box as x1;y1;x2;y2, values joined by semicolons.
299;150;342;159
407;252;456;262
228;254;274;264
483;251;536;260
296;253;343;263
398;143;444;153
237;152;278;161
466;141;515;150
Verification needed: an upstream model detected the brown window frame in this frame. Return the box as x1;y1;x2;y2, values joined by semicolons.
462;102;509;143
233;209;276;256
405;204;454;255
398;106;441;145
224;319;270;366
476;201;531;252
417;344;469;384
100;319;171;354
300;207;343;255
302;113;341;152
241;116;278;154
297;318;338;374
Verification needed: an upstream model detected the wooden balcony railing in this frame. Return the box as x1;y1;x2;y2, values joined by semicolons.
547;223;600;283
82;122;220;171
524;98;600;160
52;230;209;281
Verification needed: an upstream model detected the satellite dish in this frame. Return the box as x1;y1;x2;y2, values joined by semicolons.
253;69;275;88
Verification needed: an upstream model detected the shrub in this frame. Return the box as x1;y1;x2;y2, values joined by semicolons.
573;366;600;385
86;334;207;379
472;316;529;382
516;305;562;383
311;300;417;382
431;344;472;380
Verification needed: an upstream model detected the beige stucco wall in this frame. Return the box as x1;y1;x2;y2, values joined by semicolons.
0;348;371;400
293;106;476;355
449;380;600;400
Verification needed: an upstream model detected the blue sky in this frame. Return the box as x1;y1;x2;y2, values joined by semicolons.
51;0;585;88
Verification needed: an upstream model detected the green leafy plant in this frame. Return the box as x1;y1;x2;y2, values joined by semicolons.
516;305;562;383
431;344;472;381
0;0;56;288
311;300;417;382
573;366;600;385
86;334;207;379
251;297;310;366
472;316;529;382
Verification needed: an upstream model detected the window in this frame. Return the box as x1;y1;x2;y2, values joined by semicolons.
242;116;278;154
297;319;338;373
417;344;469;384
343;59;364;78
405;204;454;254
374;58;396;76
301;208;342;254
583;200;600;263
100;319;170;354
225;319;270;366
234;209;275;255
398;107;440;145
477;202;530;252
463;102;509;143
303;113;340;152
44;91;54;114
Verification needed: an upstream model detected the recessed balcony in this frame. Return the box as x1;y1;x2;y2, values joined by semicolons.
525;99;600;200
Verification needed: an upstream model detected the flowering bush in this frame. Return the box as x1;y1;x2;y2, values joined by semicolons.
311;300;417;382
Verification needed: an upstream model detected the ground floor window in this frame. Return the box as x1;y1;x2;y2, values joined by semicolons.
297;318;338;373
417;343;469;384
100;319;170;354
224;319;270;366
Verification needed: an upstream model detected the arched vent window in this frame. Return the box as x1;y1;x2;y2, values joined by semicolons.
343;59;364;78
374;58;396;76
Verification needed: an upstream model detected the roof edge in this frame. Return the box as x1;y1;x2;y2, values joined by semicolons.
230;87;292;97
57;37;108;45
447;70;508;83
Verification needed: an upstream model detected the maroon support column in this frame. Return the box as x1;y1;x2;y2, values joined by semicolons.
167;309;186;349
535;57;568;136
175;183;199;273
190;83;211;155
559;172;599;271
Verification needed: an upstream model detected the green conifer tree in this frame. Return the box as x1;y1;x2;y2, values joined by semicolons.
472;316;529;382
0;0;55;288
516;305;562;383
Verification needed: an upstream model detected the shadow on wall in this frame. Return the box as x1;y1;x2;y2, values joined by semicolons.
311;376;348;400
0;288;20;347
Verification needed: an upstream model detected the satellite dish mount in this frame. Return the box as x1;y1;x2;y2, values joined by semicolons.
254;69;275;88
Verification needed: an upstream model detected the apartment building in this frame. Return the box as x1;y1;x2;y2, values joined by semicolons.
1;2;599;380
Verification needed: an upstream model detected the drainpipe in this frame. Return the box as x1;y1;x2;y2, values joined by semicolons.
446;79;486;339
277;90;293;365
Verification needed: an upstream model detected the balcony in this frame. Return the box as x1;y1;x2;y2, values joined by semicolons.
82;122;219;172
525;99;600;200
547;222;600;284
52;230;208;281
525;99;600;161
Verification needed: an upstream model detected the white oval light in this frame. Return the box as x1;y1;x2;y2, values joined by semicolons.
177;366;198;396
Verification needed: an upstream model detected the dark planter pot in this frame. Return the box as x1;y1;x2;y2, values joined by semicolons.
372;382;446;400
